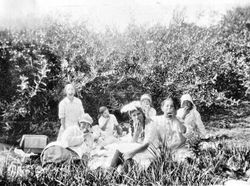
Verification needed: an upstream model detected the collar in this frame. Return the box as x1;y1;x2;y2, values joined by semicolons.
65;96;76;103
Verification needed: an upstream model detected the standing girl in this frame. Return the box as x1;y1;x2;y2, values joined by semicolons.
57;84;85;141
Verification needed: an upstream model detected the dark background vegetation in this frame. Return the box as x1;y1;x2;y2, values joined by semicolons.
0;7;250;144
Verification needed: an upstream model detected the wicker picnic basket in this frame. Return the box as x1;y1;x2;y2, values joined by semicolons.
20;135;48;154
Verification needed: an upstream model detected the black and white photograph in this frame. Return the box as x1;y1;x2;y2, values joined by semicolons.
1;0;250;185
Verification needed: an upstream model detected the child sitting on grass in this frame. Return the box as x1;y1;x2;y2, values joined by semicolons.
98;106;121;137
176;94;206;142
120;101;150;143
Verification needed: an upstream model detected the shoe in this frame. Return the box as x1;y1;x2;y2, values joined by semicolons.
110;150;124;168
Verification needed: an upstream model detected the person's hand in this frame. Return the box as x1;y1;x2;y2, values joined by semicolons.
182;106;190;119
123;152;134;160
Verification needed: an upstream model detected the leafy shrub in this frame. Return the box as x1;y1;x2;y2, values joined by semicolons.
1;6;250;140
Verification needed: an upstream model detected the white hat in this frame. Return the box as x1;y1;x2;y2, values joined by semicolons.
180;94;194;107
120;101;141;113
79;113;93;124
140;94;152;103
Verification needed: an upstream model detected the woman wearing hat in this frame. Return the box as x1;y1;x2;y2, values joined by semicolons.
140;94;157;121
176;94;206;141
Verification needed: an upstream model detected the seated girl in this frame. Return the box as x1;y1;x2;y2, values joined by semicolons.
120;101;152;143
98;106;120;137
176;94;206;141
140;94;157;121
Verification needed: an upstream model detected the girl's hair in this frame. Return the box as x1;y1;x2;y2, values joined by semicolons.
99;106;108;114
64;83;75;95
161;95;180;110
98;106;108;118
129;107;146;136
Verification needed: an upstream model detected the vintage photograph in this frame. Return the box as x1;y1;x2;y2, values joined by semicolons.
1;0;250;185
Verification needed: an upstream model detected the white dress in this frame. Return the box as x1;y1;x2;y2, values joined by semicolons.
98;114;119;136
57;97;85;141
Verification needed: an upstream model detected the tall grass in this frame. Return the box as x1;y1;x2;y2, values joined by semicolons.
1;139;250;185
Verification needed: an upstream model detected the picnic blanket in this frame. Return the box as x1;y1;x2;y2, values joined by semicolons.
88;142;155;170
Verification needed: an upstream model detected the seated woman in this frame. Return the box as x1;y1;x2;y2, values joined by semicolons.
98;106;120;136
113;96;193;169
176;94;206;141
140;94;157;121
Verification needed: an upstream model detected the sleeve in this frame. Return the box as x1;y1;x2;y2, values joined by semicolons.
149;108;157;117
112;115;119;126
143;120;159;147
194;110;206;136
58;100;65;119
98;117;105;128
79;99;85;115
176;108;184;119
175;119;186;134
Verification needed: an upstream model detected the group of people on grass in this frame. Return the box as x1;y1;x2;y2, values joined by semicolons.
41;83;207;169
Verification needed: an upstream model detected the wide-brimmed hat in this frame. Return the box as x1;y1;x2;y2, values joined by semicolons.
79;113;93;124
120;101;141;114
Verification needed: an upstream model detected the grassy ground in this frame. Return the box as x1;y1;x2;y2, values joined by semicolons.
1;103;250;185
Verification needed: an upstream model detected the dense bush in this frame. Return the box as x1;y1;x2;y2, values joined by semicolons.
0;6;250;140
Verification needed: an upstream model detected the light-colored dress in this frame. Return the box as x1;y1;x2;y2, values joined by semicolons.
177;94;206;141
98;114;119;135
146;115;186;148
177;108;206;140
88;116;192;170
144;107;156;121
41;125;93;166
57;97;85;141
145;115;192;162
88;122;154;170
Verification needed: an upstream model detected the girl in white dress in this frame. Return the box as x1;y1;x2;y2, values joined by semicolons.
57;84;85;141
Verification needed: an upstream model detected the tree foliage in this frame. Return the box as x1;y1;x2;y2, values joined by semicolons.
0;6;250;140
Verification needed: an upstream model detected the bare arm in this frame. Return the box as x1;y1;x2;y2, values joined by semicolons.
99;117;110;131
132;122;141;142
